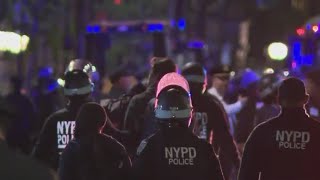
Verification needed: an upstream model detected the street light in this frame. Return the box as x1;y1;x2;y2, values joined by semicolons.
267;42;288;61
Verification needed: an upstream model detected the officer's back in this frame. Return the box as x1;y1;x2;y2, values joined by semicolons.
132;73;224;180
239;78;320;180
32;59;96;170
135;126;223;180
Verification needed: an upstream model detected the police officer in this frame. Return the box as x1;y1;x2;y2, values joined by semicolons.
124;58;176;155
132;72;224;180
239;78;320;180
181;62;240;180
32;59;96;170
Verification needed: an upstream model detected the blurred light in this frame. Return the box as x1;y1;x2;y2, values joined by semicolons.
118;25;128;32
313;25;319;33
38;67;53;78
147;24;164;32
93;25;100;33
170;20;175;27
267;42;288;61
306;24;311;30
187;41;204;49
92;65;97;72
0;31;30;54
68;61;75;72
283;70;289;77
57;78;65;87
230;71;235;77
47;82;59;92
263;68;274;74
177;18;186;31
292;61;297;69
86;26;93;33
114;0;121;5
296;28;305;36
302;54;314;65
86;25;101;33
293;41;301;62
240;69;260;89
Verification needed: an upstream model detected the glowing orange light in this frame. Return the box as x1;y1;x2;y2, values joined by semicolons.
312;25;319;33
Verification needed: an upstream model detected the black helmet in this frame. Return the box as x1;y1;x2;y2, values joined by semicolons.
63;59;95;96
154;73;193;127
258;73;283;100
181;62;207;83
181;62;207;94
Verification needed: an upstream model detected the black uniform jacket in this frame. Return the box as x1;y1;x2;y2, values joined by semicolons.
133;126;224;180
239;108;320;180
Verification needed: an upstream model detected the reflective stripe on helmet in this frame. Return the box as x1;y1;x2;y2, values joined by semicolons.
156;73;190;97
64;84;93;96
184;75;205;83
155;108;192;119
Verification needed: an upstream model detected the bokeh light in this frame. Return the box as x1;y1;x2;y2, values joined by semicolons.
0;31;30;54
267;42;288;61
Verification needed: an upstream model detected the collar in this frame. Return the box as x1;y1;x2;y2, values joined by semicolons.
281;107;309;118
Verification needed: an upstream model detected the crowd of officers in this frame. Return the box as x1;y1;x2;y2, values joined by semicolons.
0;58;320;180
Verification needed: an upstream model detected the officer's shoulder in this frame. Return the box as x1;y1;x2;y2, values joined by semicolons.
42;108;68;125
99;133;127;152
203;93;221;105
48;108;68;118
136;133;157;156
307;116;320;129
130;92;145;101
250;118;276;139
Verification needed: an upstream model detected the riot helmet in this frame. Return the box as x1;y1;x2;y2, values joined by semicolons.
63;59;94;96
181;62;207;94
154;73;193;127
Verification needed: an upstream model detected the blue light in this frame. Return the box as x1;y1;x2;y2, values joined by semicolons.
292;41;313;66
302;54;313;65
177;18;186;31
170;20;175;27
187;41;204;49
306;24;311;30
117;25;129;32
47;81;59;93
147;24;164;32
86;26;93;33
92;25;101;33
292;41;302;64
38;67;53;78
